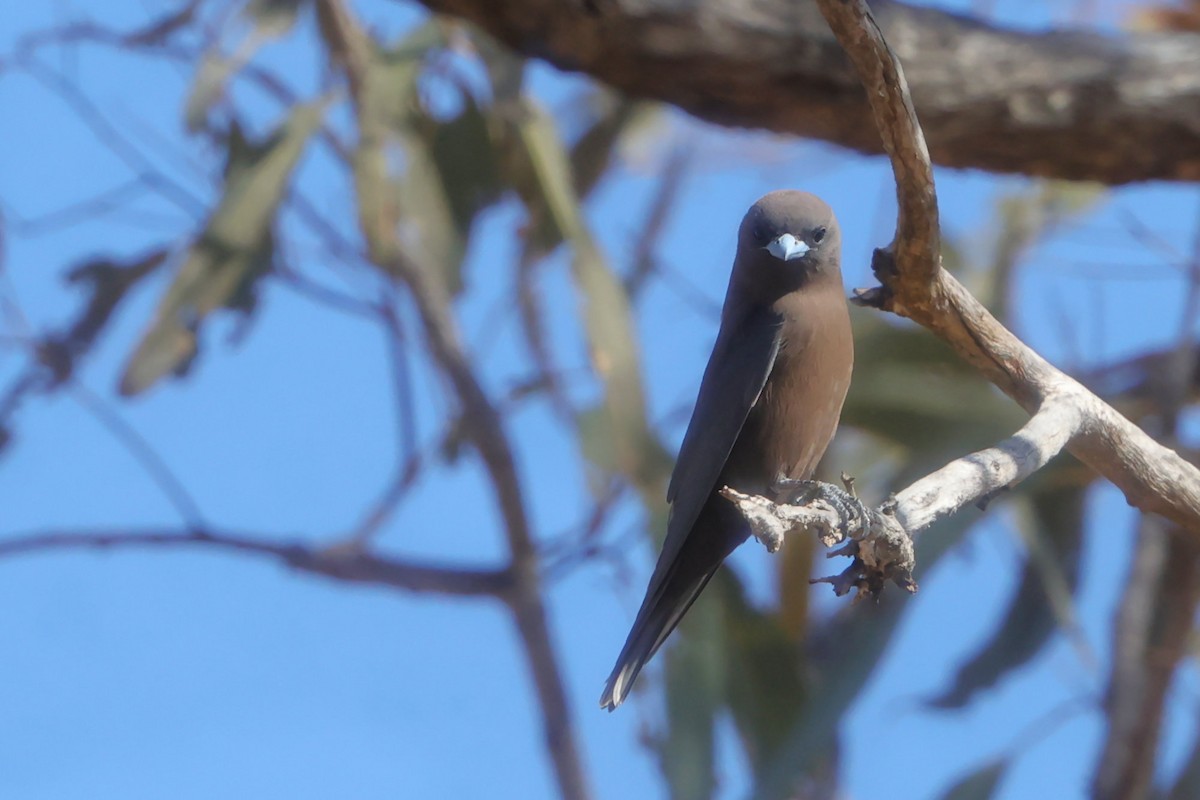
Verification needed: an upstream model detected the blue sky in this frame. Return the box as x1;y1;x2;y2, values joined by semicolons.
2;1;1198;799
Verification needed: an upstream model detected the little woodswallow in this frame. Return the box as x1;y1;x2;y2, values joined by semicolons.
601;190;854;710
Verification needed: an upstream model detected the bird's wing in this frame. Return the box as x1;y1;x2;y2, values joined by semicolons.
657;304;782;577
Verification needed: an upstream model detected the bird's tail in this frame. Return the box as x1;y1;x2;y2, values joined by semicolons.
599;563;718;711
600;503;746;711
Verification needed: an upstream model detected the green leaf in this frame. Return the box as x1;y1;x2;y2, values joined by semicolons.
753;503;983;800
718;574;807;777
929;469;1087;708
184;0;311;132
244;0;308;37
394;96;502;296
352;22;497;295
937;760;1008;800
1168;729;1200;800
842;320;1024;453
120;101;326;395
506;96;668;491
362;24;443;133
466;25;524;102
661;585;725;800
430;99;503;236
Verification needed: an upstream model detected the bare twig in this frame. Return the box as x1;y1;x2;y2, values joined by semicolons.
815;0;939;293
68;383;207;528
0;526;513;597
20;57;204;218
723;401;1079;594
340;295;422;547
625;143;692;299
892;399;1081;533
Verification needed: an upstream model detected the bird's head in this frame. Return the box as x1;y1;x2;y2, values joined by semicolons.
737;190;842;294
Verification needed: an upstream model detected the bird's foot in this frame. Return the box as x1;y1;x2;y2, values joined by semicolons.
771;476;872;543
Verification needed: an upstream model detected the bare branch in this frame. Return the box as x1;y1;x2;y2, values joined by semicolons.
893;399;1081;533
722;400;1080;596
1092;195;1200;800
68;383;207;528
0;527;513;598
721;484;916;597
411;0;1200;184
815;0;938;291
721;0;1200;597
814;0;1200;532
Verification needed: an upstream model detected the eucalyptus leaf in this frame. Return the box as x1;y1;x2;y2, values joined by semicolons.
928;469;1087;708
662;586;724;800
718;573;807;777
121;101;326;395
184;0;310;132
244;0;308;37
1167;728;1200;800
753;501;985;800
843;320;1024;452
937;760;1008;800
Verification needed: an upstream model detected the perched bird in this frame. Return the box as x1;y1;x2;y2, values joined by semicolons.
600;190;855;711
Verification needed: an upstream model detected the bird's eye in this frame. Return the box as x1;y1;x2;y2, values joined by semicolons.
812;226;827;244
752;224;767;244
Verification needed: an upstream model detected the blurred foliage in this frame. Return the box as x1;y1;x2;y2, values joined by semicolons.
121;101;327;395
8;1;1200;799
937;759;1008;800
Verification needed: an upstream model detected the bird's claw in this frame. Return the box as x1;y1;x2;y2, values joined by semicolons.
771;477;872;543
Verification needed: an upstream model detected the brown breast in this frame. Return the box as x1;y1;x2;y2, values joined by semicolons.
721;288;853;495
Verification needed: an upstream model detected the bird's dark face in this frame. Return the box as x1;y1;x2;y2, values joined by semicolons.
738;190;840;275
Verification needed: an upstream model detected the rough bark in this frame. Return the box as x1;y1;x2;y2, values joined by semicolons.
412;0;1200;184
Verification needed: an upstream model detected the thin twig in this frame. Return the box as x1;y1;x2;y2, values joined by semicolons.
0;526;513;597
625;143;692;299
345;297;423;546
21;56;204;218
68;383;207;529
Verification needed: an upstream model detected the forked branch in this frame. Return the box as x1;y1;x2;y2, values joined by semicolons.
723;0;1200;593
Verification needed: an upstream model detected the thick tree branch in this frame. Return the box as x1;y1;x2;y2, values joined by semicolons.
412;0;1200;184
0;528;513;597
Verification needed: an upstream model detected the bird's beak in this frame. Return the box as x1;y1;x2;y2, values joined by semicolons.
764;233;810;262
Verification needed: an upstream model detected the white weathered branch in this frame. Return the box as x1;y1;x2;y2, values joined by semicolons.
814;0;1200;532
894;397;1081;532
720;0;1200;596
722;399;1082;596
